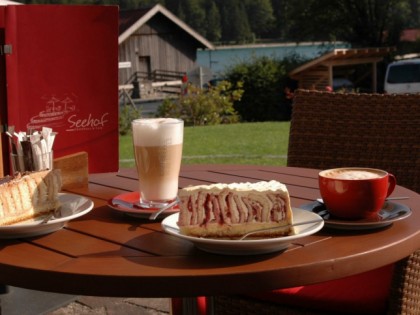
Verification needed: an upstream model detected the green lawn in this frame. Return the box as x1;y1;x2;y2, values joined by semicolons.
119;121;290;168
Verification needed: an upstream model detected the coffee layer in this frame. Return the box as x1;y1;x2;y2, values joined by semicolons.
134;144;182;201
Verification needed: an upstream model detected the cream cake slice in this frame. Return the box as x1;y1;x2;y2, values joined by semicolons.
0;169;62;226
177;180;294;239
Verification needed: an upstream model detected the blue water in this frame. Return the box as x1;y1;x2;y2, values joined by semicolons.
197;41;350;76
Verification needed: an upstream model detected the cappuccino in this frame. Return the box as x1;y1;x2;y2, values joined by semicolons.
319;167;396;219
323;169;383;180
132;118;183;207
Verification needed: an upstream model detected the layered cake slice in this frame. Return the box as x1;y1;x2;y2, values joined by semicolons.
0;169;62;226
177;180;294;238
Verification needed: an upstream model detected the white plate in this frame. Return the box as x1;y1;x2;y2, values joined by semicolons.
0;193;94;239
301;201;412;230
161;208;324;255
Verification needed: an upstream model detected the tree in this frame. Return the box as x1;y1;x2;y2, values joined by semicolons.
218;0;253;43
204;0;222;42
333;0;409;47
408;0;420;27
178;0;207;38
244;0;275;39
20;0;420;48
283;0;411;47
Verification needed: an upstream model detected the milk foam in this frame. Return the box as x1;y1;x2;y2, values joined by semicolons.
132;118;183;146
325;169;382;180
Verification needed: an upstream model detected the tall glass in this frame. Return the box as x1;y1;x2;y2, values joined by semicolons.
131;118;183;209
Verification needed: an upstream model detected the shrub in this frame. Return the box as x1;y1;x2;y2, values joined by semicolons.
119;104;140;135
224;55;305;121
157;80;244;126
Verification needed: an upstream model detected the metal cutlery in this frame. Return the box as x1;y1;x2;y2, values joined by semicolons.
238;219;323;240
111;198;143;209
40;207;62;224
316;197;409;204
148;197;180;220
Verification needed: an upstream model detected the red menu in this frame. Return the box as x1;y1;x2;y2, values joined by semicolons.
0;7;7;176
3;5;119;173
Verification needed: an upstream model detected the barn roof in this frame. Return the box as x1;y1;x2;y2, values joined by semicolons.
289;47;395;92
119;4;214;50
290;47;395;78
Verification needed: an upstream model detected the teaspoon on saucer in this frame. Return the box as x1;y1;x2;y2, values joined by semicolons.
111;198;143;209
316;197;409;204
148;197;180;220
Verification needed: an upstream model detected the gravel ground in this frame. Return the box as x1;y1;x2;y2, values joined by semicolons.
46;296;171;315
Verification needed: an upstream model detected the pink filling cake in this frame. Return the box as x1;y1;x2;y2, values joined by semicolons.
177;180;294;239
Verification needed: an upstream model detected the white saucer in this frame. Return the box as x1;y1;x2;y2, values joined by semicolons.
0;193;94;239
161;208;324;255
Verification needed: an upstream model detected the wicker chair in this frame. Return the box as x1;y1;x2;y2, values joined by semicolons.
287;90;420;193
212;90;420;315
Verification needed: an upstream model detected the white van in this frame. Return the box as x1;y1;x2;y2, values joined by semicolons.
384;59;420;94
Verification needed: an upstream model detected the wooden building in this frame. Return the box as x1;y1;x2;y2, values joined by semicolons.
289;47;395;93
118;4;214;90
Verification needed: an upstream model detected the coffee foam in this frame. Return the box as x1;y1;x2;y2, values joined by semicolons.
323;169;383;180
132;118;183;146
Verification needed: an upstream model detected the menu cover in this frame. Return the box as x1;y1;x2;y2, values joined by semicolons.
0;7;6;176
4;5;119;173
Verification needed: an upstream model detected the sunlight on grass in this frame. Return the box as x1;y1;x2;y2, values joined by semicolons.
119;121;290;168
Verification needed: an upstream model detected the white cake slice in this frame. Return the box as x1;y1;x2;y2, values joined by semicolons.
177;180;294;239
0;169;62;226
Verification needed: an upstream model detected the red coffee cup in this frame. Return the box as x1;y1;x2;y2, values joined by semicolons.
318;167;396;220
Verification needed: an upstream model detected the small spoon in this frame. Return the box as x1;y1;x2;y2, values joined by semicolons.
40;212;55;224
111;198;143;209
238;219;323;240
316;197;409;204
149;197;180;220
378;209;408;220
40;207;62;224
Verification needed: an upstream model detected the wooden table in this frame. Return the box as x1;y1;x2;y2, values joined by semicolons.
0;165;419;303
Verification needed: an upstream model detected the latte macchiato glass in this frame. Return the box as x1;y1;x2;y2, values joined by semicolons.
319;167;396;219
132;118;183;209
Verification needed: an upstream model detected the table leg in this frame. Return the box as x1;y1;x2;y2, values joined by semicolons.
171;297;214;315
205;297;214;315
181;297;198;314
0;285;8;315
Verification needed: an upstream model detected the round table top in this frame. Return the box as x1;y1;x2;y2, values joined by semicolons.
0;165;419;297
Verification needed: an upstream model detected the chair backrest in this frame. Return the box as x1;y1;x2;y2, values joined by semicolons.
288;90;420;193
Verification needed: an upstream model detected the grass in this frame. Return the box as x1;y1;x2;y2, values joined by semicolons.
119;121;290;168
